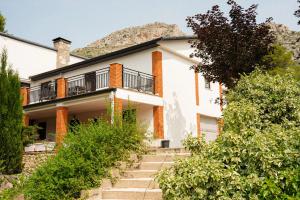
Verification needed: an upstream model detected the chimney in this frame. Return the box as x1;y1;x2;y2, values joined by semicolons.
53;37;71;68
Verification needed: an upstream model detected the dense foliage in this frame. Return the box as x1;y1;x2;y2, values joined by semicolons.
187;0;275;88
24;113;145;200
263;44;300;81
157;71;300;199
0;49;23;174
0;12;5;32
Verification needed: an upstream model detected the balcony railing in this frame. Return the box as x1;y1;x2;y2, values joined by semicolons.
67;68;110;97
28;66;155;105
29;81;56;104
123;68;155;94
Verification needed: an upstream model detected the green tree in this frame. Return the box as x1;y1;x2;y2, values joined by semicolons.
186;0;275;88
262;44;300;81
0;49;23;174
157;71;300;199
0;12;6;32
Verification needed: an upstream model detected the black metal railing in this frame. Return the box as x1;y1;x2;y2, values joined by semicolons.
67;68;110;97
29;82;56;104
123;67;155;94
28;67;155;105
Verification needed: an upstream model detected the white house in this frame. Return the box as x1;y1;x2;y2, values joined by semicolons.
0;32;85;81
20;36;223;148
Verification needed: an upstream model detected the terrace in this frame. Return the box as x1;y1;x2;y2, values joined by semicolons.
28;66;155;104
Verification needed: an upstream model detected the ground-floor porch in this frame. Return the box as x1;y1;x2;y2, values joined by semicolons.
23;88;164;151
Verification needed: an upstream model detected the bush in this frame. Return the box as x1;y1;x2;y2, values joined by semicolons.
157;71;300;199
24;112;145;200
0;49;23;174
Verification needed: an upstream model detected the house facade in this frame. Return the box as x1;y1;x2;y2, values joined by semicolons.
21;36;223;148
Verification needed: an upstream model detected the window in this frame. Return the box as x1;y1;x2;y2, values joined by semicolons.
204;78;211;89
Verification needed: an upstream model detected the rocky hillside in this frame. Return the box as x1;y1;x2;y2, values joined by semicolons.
269;23;300;63
73;22;300;63
72;22;185;58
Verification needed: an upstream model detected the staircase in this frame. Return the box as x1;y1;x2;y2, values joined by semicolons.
83;148;189;200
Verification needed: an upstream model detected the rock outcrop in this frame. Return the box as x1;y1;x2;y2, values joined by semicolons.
269;23;300;63
72;22;185;58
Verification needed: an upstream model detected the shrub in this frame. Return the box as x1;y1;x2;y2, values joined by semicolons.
24;112;145;200
157;71;300;199
0;49;23;174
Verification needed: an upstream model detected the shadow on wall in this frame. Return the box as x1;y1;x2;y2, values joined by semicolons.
165;92;186;148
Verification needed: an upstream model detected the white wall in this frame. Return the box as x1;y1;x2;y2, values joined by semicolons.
161;50;198;147
0;35;83;79
197;74;222;118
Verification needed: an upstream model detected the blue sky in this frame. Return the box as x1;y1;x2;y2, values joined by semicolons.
1;0;299;49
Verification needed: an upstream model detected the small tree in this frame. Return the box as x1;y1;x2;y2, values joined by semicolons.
187;0;275;88
263;44;300;81
0;49;23;174
0;12;6;32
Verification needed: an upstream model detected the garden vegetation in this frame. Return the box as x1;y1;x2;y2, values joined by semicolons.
157;70;300;199
24;109;145;200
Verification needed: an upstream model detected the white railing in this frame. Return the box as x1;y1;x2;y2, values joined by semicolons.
96;68;110;90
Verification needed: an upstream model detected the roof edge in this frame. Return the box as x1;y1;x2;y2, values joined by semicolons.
0;32;87;59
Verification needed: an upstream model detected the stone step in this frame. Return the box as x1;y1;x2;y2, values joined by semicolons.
123;170;158;178
141;153;190;162
139;161;174;170
113;178;159;189
148;147;188;154
102;188;162;199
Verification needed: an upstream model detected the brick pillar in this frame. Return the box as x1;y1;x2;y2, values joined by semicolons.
152;51;163;97
196;113;201;138
20;87;29;106
56;106;68;146
219;83;223;112
23;114;29;126
152;51;164;139
57;78;66;98
114;97;123;116
109;63;123;88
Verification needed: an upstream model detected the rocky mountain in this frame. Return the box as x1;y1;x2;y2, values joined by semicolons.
73;22;300;63
72;22;186;58
269;23;300;63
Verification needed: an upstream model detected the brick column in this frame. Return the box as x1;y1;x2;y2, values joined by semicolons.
152;51;164;139
194;72;201;138
219;83;223;111
57;78;66;98
112;96;123;125
109;63;123;88
56;106;68;146
20;87;30;127
23;114;29;126
20;87;29;106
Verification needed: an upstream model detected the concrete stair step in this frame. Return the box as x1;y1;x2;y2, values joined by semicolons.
148;148;188;154
102;188;162;199
141;153;190;162
123;170;158;178
113;178;159;189
139;161;174;170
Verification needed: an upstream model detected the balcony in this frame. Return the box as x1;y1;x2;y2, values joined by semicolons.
28;66;155;105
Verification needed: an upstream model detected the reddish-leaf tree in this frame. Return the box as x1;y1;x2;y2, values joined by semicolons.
187;0;275;88
295;0;300;25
